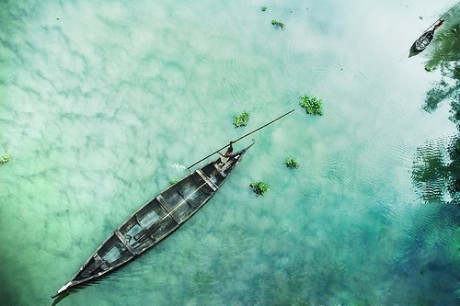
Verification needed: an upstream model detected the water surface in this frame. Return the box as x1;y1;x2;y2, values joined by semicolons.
1;0;459;305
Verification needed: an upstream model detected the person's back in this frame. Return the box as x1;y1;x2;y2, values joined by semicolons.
216;141;234;168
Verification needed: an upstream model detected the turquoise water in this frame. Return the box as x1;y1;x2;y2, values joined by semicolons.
1;0;459;305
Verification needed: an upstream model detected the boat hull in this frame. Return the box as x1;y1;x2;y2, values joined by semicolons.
414;30;434;52
409;19;444;57
53;144;252;298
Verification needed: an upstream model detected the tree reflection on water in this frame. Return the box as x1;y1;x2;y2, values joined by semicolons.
413;6;460;205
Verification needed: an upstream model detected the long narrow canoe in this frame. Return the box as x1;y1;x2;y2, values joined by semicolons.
52;141;254;298
410;19;444;54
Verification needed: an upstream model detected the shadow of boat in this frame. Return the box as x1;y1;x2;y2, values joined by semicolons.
51;292;69;306
50;278;105;305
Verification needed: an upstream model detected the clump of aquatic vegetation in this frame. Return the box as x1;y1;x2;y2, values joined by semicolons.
0;151;11;164
233;112;250;128
299;95;324;116
285;157;299;169
261;6;267;12
271;19;285;30
169;178;178;185
250;181;269;196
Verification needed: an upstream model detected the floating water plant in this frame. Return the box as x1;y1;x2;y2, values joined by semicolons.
169;178;178;185
299;95;324;116
285;157;299;169
250;181;269;196
233;112;250;128
271;19;285;30
0;152;10;164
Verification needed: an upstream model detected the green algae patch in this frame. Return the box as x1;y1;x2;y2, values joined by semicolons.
299;95;324;116
250;181;269;196
0;151;11;164
271;19;285;30
233;112;250;128
285;157;299;169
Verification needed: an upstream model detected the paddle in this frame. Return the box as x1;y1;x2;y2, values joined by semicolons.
186;109;295;170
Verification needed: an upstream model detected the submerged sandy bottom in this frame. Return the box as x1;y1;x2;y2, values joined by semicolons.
0;0;459;305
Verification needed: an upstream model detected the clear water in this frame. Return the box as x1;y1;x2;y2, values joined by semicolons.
1;0;459;305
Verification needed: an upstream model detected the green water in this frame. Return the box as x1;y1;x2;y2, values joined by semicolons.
1;0;459;305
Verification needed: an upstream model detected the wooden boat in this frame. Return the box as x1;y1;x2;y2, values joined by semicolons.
411;19;444;54
52;141;254;298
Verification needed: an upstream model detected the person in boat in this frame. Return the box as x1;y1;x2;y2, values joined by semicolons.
434;19;444;31
216;141;234;167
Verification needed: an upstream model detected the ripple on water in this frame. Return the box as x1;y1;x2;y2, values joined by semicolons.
306;65;383;128
388;143;417;165
411;138;451;203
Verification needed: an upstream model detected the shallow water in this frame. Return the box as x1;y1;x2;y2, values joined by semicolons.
1;0;459;305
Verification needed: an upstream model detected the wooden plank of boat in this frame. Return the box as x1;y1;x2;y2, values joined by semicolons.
114;230;137;255
52;141;254;298
196;169;219;190
414;30;434;52
156;194;182;224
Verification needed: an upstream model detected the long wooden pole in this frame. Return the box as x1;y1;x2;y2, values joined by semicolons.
421;1;459;32
186;109;295;170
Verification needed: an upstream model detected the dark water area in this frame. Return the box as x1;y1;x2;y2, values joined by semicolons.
0;0;459;305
